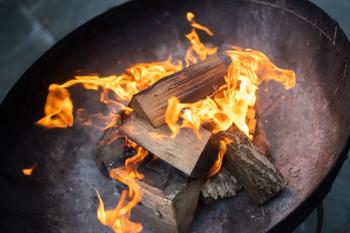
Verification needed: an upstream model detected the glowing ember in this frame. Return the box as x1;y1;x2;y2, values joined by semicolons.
22;163;38;176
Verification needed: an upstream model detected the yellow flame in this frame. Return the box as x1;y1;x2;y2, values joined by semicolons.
165;47;295;139
36;57;183;129
96;145;148;233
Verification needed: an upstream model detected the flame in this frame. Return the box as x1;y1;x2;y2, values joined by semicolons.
23;163;38;176
96;145;148;233
206;140;226;180
186;12;213;36
36;11;297;230
36;84;73;128
36;57;183;129
184;12;217;67
165;47;296;140
36;12;216;130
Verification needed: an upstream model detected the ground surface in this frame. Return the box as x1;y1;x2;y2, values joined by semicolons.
0;0;349;232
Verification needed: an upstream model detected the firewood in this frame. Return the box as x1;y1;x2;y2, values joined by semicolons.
129;54;227;128
109;153;203;233
94;126;126;177
200;167;242;204
118;111;220;178
199;95;272;204
218;124;288;206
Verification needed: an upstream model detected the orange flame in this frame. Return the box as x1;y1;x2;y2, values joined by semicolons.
206;140;226;180
165;47;296;140
186;12;213;36
184;12;217;67
23;163;38;176
96;145;148;233
36;57;183;129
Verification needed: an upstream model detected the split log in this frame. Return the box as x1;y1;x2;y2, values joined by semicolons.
109;153;203;233
200;167;242;204
218;124;288;206
129;54;227;128
118;111;220;178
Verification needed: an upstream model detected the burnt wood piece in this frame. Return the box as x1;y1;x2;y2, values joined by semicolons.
119;111;220;178
94;126;126;177
109;153;203;233
200;167;242;204
219;124;288;206
252;94;272;161
129;54;227;128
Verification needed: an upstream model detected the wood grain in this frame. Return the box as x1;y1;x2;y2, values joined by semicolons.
219;124;288;206
109;154;203;233
129;54;227;128
119;111;220;178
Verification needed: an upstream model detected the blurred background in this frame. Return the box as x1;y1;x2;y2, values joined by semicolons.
0;0;349;232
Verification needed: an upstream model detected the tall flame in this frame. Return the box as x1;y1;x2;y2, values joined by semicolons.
95;145;148;233
165;47;296;139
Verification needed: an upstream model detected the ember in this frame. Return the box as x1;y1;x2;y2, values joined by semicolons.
37;11;295;233
22;163;38;176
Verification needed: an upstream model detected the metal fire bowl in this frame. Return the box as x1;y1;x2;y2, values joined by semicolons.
1;0;349;232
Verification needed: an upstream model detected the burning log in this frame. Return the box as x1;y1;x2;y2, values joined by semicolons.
129;54;227;128
200;95;273;204
200;167;242;204
118;111;220;178
109;152;203;233
218;124;288;206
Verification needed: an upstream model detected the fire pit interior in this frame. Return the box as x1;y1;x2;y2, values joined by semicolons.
1;0;350;232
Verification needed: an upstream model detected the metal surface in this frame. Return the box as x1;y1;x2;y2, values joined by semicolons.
0;0;350;232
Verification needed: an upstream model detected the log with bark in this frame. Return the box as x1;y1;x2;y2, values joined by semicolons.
200;94;274;204
217;123;288;206
109;152;203;233
129;54;227;128
118;111;220;178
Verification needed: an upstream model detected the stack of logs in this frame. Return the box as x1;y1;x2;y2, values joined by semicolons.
95;55;288;233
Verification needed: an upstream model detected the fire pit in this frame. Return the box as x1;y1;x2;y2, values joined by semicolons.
0;0;349;232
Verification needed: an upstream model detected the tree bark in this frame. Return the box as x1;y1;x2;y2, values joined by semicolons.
219;124;288;206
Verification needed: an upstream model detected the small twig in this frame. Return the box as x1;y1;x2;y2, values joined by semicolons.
262;205;265;217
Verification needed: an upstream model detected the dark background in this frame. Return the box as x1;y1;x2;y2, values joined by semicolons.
0;0;349;232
